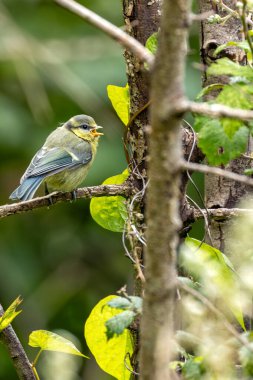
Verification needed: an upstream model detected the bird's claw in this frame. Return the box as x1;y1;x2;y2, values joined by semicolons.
70;190;77;202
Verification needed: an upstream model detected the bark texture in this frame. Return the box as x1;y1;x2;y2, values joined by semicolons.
122;1;162;375
122;0;161;296
0;184;132;219
199;0;253;250
140;1;191;379
123;0;161;168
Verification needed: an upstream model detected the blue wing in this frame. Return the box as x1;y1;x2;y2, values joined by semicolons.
10;146;92;201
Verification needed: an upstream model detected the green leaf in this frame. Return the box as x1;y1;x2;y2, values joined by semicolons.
196;83;224;100
221;118;244;139
29;330;87;357
182;356;205;380
105;311;135;340
181;238;246;331
107;296;142;313
90;169;129;232
84;295;133;380
244;168;253;176
193;114;210;132
207;58;253;80
128;296;142;312
198;118;249;165
214;41;250;56
195;83;253;161
184;237;235;273
145;32;158;54
0;296;22;332
216;84;253;138
107;297;132;310
217;84;253;109
107;84;129;126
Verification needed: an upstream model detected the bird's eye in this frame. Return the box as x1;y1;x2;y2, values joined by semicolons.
81;124;89;130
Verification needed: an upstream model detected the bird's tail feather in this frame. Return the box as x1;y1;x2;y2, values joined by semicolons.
10;177;43;201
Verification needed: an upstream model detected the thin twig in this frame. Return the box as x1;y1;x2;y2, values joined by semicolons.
0;304;36;380
178;281;253;352
193;207;253;220
219;0;238;17
133;249;146;284
54;0;154;66
186;195;214;246
122;226;138;265
178;100;253;121
0;184;133;219
190;10;214;22
182;161;253;187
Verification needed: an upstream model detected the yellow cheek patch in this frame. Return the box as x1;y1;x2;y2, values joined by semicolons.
72;128;91;141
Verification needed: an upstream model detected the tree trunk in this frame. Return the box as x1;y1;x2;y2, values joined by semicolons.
140;1;191;379
122;0;161;376
199;0;253;250
122;0;161;295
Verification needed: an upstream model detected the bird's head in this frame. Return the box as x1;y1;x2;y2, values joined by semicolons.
65;114;103;141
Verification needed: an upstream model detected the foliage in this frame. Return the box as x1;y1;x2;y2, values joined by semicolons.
0;296;22;332
195;57;253;165
29;330;86;357
197;117;249;165
84;295;133;380
175;216;253;380
107;84;130;126
106;296;142;339
214;40;251;57
105;311;136;340
90;169;129;232
180;356;206;380
145;32;158;54
181;237;245;330
207;57;253;79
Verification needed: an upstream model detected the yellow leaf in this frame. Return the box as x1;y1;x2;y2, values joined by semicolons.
84;295;133;380
0;296;22;332
29;330;87;358
107;84;129;126
90;169;129;232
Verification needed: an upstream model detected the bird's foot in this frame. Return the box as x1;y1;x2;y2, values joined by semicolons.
70;190;77;202
44;183;50;196
45;183;53;207
47;196;53;207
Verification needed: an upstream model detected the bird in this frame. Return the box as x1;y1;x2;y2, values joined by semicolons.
10;114;103;201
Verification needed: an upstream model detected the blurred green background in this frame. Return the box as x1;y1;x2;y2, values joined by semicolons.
0;0;201;379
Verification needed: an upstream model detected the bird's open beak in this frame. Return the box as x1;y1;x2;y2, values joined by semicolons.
91;125;103;136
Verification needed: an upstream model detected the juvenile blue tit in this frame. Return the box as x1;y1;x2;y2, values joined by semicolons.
10;114;103;201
